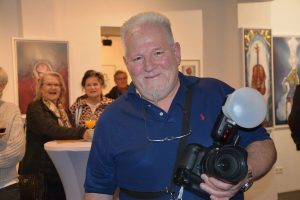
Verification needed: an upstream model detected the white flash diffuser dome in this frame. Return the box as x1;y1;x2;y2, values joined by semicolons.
222;87;267;129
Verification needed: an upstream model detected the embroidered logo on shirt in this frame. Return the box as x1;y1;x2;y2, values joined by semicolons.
200;112;205;120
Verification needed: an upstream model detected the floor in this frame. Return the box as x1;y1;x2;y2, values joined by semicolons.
278;190;300;200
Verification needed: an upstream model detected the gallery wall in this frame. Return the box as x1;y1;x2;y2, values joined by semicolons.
18;0;205;101
0;0;20;103
270;0;300;196
1;0;240;103
238;0;300;199
101;36;127;95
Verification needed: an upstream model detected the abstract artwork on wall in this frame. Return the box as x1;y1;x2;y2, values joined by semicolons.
273;36;300;127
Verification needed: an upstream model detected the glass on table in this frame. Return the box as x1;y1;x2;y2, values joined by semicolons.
84;119;96;129
87;129;94;140
84;119;96;141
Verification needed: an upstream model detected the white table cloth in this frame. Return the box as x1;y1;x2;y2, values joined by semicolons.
44;140;91;200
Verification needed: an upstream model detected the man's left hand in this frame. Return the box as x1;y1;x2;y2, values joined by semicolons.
200;174;242;200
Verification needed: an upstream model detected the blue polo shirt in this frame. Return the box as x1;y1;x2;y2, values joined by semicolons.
84;73;271;200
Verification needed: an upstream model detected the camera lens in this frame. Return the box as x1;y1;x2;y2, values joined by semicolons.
204;146;248;184
216;154;237;173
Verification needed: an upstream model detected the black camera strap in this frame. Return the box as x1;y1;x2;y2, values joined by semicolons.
168;85;193;198
120;85;193;199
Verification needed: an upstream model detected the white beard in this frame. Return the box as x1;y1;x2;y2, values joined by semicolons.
135;74;177;104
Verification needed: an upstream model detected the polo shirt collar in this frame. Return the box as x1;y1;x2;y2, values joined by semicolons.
124;72;199;109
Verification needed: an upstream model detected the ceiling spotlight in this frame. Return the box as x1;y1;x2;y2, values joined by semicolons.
102;39;112;46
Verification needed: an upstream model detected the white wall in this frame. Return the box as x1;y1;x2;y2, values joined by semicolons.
100;9;203;94
101;36;127;94
17;0;204;101
270;0;300;195
2;0;242;104
0;0;21;103
271;0;300;35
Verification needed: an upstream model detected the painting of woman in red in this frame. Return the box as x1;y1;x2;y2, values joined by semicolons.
15;40;69;114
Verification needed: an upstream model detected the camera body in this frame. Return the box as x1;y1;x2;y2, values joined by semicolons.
174;113;248;194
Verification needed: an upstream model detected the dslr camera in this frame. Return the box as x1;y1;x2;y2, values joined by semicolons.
173;113;248;193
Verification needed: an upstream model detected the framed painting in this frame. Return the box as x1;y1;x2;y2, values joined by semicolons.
179;60;201;77
13;38;69;114
273;36;300;127
242;28;273;128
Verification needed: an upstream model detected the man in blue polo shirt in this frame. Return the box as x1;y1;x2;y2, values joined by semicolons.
84;12;277;200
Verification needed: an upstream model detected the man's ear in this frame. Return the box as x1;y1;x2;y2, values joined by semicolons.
123;56;128;66
173;42;181;66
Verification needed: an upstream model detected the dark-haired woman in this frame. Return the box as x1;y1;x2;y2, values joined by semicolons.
69;70;113;128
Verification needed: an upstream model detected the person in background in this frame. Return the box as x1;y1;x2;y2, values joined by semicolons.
69;70;113;128
105;70;129;100
0;67;25;200
288;84;300;150
18;72;89;200
84;12;277;200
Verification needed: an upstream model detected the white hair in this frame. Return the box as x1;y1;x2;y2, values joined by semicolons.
121;12;175;53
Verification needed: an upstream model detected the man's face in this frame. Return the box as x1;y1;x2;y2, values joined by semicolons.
115;73;128;89
123;23;181;102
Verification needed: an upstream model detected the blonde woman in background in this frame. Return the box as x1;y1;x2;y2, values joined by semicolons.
19;72;89;200
0;67;25;200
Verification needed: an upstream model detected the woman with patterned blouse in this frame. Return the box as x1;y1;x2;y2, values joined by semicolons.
69;70;113;128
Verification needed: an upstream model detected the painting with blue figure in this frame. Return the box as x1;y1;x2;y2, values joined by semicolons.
273;36;300;126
